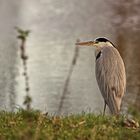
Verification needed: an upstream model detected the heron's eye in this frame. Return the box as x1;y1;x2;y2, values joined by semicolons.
95;41;99;44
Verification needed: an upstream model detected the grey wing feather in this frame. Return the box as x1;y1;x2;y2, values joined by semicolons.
95;47;126;114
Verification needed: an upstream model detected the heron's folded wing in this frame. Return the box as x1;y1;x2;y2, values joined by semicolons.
95;47;126;114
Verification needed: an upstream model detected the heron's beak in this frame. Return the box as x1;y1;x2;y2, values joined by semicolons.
75;41;96;47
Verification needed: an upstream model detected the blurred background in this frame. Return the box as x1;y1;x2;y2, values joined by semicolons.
0;0;139;114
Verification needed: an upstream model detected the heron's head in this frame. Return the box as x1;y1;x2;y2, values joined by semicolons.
76;37;114;48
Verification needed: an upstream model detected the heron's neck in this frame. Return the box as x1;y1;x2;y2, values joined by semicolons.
95;47;103;58
95;42;114;57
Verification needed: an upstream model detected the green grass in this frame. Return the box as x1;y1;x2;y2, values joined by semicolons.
0;109;139;140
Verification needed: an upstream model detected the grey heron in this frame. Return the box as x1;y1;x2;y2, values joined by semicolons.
76;37;126;115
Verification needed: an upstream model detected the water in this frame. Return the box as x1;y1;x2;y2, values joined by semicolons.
0;0;19;110
0;0;139;114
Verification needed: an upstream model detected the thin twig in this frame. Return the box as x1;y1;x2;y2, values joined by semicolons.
16;27;32;110
57;39;80;114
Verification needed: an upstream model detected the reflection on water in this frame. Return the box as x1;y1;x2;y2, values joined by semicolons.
0;0;139;114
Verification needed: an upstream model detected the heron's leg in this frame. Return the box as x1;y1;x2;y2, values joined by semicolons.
103;102;106;116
